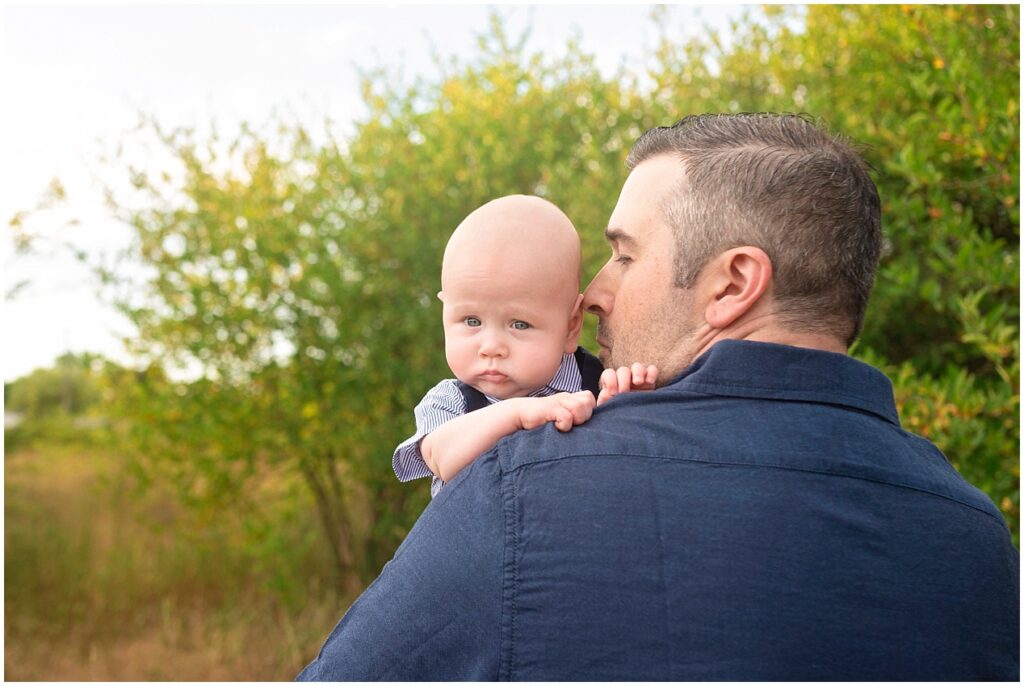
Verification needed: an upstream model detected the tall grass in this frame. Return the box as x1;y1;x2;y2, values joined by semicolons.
5;442;353;680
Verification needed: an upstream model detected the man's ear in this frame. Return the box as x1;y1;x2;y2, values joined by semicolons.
703;247;773;329
564;293;585;354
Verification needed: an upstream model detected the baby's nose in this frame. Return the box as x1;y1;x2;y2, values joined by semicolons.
478;331;508;357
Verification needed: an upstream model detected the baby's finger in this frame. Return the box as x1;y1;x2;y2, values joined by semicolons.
568;395;595;425
631;362;647;386
553;407;573;431
599;367;619;394
557;393;588;422
574;390;597;408
645;365;659;386
596;388;614;407
616;366;632;393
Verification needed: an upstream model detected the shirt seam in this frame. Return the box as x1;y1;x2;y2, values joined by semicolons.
498;457;519;681
507;452;1007;527
675;380;897;423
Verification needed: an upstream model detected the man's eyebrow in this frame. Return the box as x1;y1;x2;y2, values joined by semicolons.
604;227;638;247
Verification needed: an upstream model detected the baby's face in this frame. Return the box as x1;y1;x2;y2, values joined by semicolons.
440;267;580;400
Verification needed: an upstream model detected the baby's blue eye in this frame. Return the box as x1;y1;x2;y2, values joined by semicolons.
464;316;482;327
511;320;531;330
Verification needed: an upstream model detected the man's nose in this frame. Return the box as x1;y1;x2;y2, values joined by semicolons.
583;263;614;317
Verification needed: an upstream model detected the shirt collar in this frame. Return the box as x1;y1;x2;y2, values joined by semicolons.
538;352;584;395
668;339;901;426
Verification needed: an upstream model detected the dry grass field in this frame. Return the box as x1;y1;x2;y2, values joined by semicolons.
4;445;351;680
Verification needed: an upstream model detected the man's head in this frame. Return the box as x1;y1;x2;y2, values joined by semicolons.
584;113;882;383
440;195;584;399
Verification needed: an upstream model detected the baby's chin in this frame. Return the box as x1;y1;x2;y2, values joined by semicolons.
463;376;536;401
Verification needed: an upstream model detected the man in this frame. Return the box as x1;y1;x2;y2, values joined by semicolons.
298;114;1019;680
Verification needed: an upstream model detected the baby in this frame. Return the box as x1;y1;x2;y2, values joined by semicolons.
392;195;657;496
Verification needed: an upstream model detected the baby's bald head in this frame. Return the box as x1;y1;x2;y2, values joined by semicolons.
441;195;581;308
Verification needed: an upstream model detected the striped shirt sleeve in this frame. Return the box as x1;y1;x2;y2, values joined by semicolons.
392;379;467;496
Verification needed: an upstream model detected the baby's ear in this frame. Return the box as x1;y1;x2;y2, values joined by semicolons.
564;294;585;354
436;290;445;302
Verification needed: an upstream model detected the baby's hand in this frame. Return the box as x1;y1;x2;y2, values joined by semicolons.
597;363;658;407
518;391;596;432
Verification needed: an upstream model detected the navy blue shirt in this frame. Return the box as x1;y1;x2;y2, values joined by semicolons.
298;340;1019;681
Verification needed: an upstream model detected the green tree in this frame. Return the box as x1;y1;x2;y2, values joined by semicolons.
101;20;644;584
98;5;1018;592
5;353;108;451
6;353;104;418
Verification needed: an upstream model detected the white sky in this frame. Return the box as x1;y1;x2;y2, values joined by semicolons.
1;3;753;382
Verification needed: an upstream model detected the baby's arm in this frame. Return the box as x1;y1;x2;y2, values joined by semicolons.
421;391;595;483
596;362;659;406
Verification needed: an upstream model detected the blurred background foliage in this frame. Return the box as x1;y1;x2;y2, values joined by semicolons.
6;5;1018;680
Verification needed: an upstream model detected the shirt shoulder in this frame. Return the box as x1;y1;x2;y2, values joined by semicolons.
415;378;468;417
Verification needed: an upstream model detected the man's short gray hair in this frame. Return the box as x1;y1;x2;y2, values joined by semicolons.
627;113;882;346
